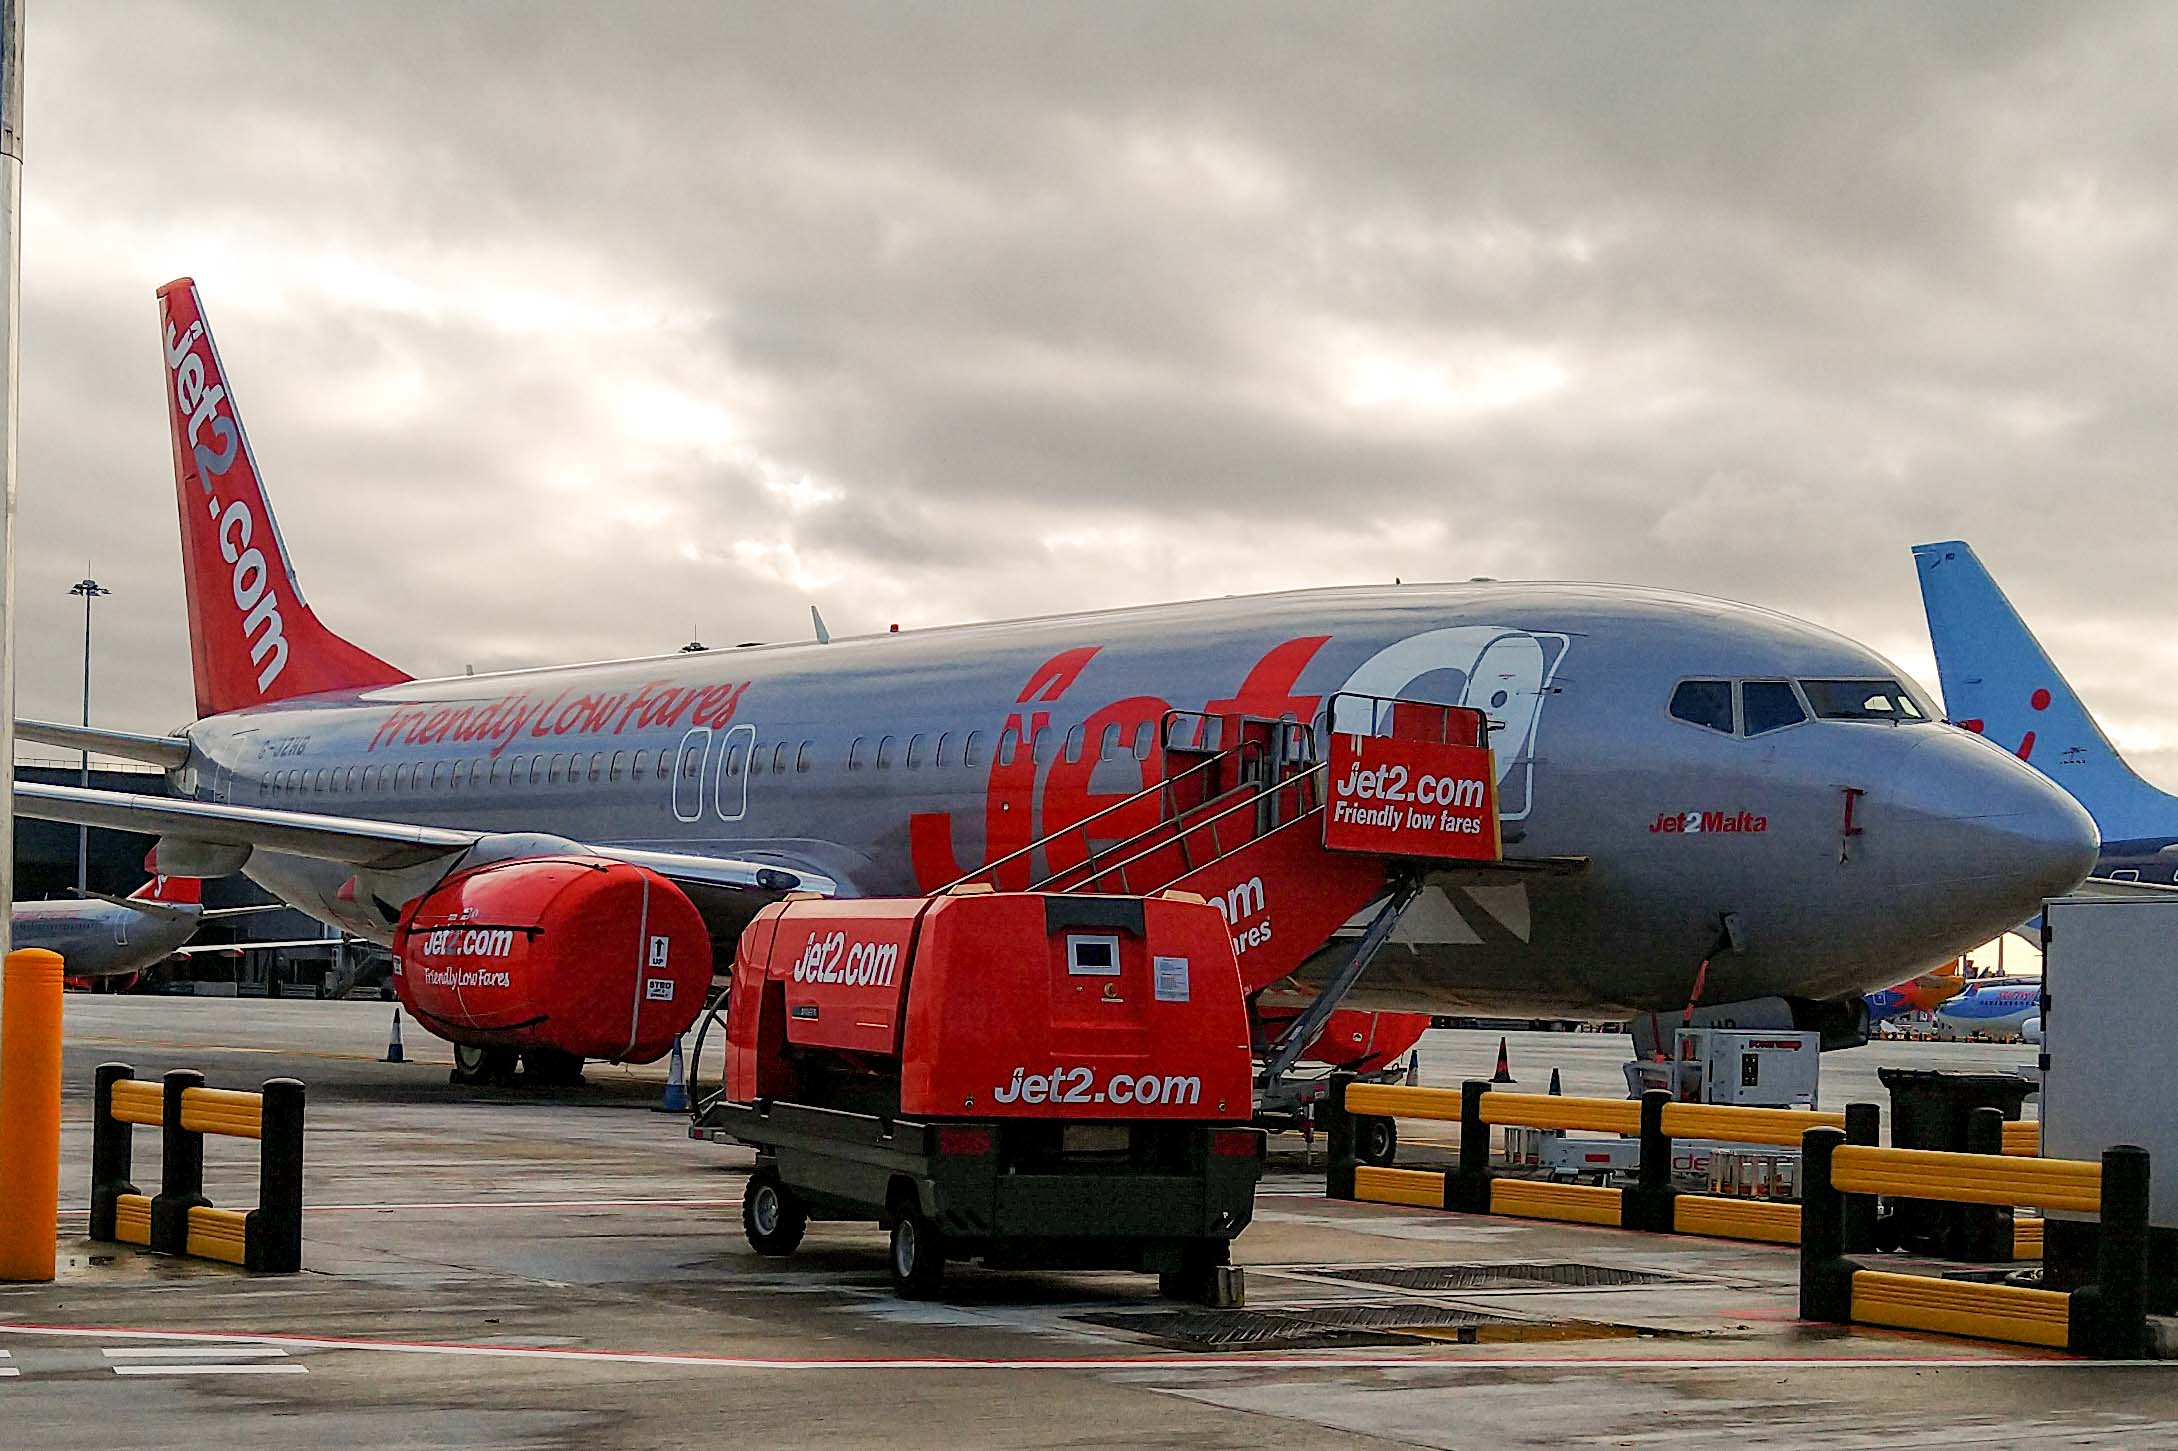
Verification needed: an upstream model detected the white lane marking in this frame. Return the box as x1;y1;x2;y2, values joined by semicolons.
0;1349;13;1379
105;1344;305;1376
113;1364;310;1377
0;1323;2113;1371
105;1346;292;1359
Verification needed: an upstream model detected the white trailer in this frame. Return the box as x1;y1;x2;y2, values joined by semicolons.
2040;893;2178;1232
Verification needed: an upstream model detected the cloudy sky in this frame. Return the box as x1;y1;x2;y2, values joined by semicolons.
16;3;2178;781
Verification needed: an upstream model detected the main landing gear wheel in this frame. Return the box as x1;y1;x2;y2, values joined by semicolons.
521;1048;586;1087
888;1200;947;1299
1355;1114;1398;1167
449;1044;519;1086
742;1168;807;1256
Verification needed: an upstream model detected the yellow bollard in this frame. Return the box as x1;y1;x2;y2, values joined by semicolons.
0;949;64;1280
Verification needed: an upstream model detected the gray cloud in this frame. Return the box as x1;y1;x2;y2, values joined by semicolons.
15;1;2178;783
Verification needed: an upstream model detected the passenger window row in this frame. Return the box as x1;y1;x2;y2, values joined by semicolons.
843;721;1158;772
254;738;820;800
252;715;1174;799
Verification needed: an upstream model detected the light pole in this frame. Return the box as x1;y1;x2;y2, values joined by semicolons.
68;574;108;894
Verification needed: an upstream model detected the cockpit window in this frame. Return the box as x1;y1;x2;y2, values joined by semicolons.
1799;678;1927;722
1669;679;1734;734
1740;680;1807;736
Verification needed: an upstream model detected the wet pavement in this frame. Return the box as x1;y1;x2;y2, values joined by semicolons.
1;998;2162;1450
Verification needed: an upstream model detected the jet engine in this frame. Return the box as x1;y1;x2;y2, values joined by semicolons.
391;855;712;1067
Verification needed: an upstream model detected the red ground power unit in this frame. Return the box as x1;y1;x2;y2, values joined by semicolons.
701;888;1264;1302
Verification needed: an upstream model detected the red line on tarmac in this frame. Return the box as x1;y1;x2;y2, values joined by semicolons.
55;1197;744;1217
306;1198;745;1213
0;1323;2110;1371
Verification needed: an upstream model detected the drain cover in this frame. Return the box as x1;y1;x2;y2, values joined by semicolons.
1305;1261;1686;1293
1076;1303;1526;1351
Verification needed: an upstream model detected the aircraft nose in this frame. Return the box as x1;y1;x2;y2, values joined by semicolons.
1882;729;2099;924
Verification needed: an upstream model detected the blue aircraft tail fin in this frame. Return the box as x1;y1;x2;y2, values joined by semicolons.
1913;539;2178;843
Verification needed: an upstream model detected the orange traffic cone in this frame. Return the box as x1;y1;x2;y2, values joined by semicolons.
1490;1036;1516;1084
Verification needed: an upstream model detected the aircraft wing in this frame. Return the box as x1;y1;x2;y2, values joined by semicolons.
70;889;199;925
16;718;191;769
19;782;475;870
14;782;839;898
171;938;352;956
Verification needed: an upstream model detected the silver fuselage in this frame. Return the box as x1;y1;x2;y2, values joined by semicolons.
172;581;2096;1016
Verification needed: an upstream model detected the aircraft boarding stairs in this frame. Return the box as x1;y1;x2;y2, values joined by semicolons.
946;693;1545;1125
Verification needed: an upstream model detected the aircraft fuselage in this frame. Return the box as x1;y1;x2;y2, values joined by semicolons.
172;579;2096;1017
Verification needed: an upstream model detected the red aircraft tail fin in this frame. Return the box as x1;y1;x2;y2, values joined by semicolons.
129;873;202;906
157;278;409;718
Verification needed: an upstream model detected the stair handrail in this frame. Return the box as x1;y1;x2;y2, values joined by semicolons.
1053;761;1333;898
1032;773;1274;893
937;743;1258;894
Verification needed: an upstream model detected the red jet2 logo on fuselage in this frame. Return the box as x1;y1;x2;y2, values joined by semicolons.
907;638;1330;892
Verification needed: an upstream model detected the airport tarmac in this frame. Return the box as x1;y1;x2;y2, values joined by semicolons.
3;997;2165;1450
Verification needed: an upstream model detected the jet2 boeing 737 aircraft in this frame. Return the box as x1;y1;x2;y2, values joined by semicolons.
11;281;2098;1081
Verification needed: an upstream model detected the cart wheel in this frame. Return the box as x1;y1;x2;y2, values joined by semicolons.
1158;1240;1233;1305
1356;1114;1398;1166
450;1044;519;1085
520;1048;585;1087
742;1168;807;1256
888;1203;947;1299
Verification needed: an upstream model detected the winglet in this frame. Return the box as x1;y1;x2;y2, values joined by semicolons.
811;605;831;644
159;278;410;717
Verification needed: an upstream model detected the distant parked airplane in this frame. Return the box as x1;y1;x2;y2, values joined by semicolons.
1863;960;1966;1024
16;873;284;979
1932;976;2042;1042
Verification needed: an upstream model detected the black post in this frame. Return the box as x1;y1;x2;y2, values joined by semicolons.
149;1068;208;1255
246;1079;306;1273
89;1062;137;1243
2070;1145;2151;1358
1799;1126;1854;1324
1325;1071;1357;1201
1445;1079;1493;1212
1623;1089;1677;1233
1842;1101;1880;1254
1961;1106;2013;1262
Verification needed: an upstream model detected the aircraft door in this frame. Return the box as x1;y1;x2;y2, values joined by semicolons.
671;727;712;823
713;723;757;824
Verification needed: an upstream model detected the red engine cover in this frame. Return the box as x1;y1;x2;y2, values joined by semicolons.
392;857;712;1064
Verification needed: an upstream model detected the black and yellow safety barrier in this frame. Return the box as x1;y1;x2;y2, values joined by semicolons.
2002;1119;2041;1157
1326;1075;1858;1248
89;1063;304;1273
1800;1127;2149;1357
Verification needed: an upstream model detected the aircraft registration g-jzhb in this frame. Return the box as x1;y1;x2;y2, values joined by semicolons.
13;279;2099;1081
